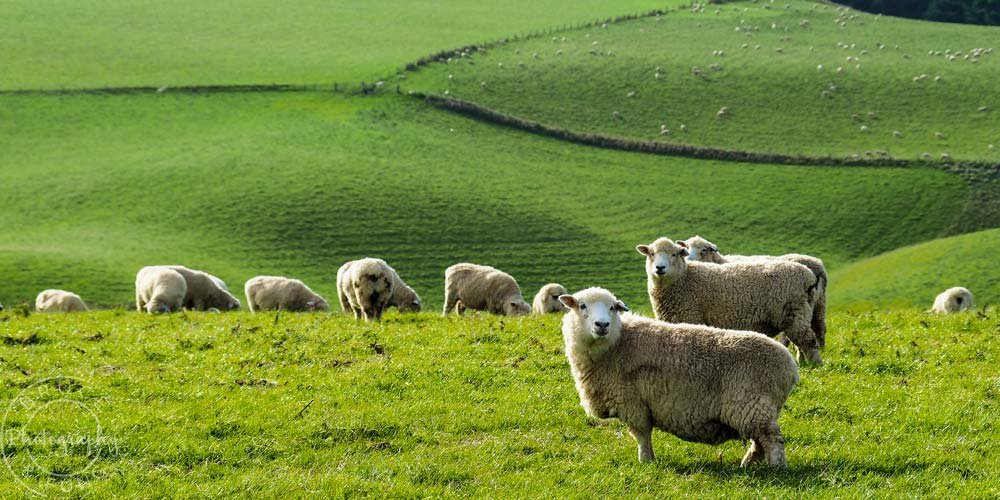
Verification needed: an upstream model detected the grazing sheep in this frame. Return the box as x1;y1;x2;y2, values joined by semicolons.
135;266;187;314
684;236;829;347
244;276;329;312
337;258;396;321
560;287;798;466
637;238;822;364
35;290;88;313
532;283;569;314
388;267;422;313
931;287;974;314
443;263;530;316
167;265;240;311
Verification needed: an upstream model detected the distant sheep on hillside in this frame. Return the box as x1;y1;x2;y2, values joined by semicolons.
136;266;187;314
338;258;396;321
532;283;569;314
35;290;88;313
444;263;530;316
931;287;973;314
245;276;328;312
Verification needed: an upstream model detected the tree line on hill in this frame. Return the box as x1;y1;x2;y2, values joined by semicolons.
833;0;1000;25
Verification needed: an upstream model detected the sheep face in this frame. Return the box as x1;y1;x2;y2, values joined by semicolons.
398;297;422;313
684;236;725;263
636;238;689;281
0;302;4;312
146;301;171;314
505;297;531;316
559;288;628;341
306;298;330;312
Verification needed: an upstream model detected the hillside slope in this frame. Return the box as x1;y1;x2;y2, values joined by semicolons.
0;93;968;309
404;0;1000;161
831;227;1000;310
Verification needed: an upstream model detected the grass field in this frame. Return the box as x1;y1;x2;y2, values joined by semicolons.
0;0;677;90
0;310;997;497
403;0;1000;161
832;227;1000;311
0;92;970;310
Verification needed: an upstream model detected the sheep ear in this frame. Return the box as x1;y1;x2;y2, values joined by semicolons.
636;245;651;256
558;295;578;309
614;300;629;312
676;240;688;248
680;248;690;258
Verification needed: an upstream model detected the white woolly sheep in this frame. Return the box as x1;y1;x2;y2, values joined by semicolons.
337;258;396;321
135;266;187;314
167;265;240;311
244;276;329;312
387;265;422;313
443;263;530;316
532;283;569;314
35;289;88;313
931;287;973;314
684;235;829;348
637;238;822;364
560;287;798;466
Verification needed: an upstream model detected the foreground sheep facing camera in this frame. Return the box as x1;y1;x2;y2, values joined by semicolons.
338;258;398;321
684;235;829;348
443;263;531;316
532;283;569;314
166;265;240;311
560;287;798;466
638;237;823;364
35;289;89;312
931;287;974;314
244;276;329;312
135;266;187;313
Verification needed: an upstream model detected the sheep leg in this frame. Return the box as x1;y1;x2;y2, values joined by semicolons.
741;440;765;466
338;289;351;314
136;293;144;313
455;300;467;316
627;422;655;463
443;288;458;315
812;291;827;349
782;306;822;365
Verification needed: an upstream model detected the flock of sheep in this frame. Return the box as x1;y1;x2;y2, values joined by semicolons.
5;236;976;468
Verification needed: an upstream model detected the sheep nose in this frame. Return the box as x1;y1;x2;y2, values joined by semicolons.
594;321;610;335
655;265;666;274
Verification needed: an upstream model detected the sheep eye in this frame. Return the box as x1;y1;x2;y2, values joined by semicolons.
580;303;587;310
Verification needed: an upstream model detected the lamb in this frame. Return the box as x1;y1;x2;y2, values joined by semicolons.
560;287;798;466
387;269;422;313
443;263;531;316
166;265;240;311
135;266;187;314
683;236;828;348
35;290;88;312
337;258;396;321
532;283;569;314
637;237;822;364
931;287;973;314
244;276;329;312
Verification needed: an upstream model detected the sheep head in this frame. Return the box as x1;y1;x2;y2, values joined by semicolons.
636;237;689;282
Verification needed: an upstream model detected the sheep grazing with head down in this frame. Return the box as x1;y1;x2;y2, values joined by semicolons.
135;266;187;314
560;287;798;466
533;283;569;314
387;268;422;313
443;263;531;316
337;258;396;321
637;237;822;364
244;276;329;312
166;265;240;311
684;235;828;348
35;289;89;312
931;287;974;314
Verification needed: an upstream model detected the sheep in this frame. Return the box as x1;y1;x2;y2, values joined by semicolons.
931;287;973;314
532;283;569;314
0;301;3;312
166;265;240;311
135;266;187;314
337;258;396;321
683;235;829;348
443;263;530;316
637;237;822;364
244;276;329;312
35;290;88;313
560;287;798;466
388;267;422;313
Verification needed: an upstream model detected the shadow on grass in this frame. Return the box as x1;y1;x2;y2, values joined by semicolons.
656;456;942;488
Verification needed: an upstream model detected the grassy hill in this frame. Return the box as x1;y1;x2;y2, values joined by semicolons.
403;0;1000;161
0;310;997;496
831;227;1000;311
0;0;677;90
0;92;969;310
